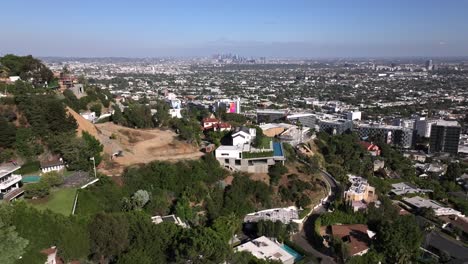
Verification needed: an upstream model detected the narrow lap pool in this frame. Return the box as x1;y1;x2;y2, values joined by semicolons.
273;142;284;156
281;244;303;262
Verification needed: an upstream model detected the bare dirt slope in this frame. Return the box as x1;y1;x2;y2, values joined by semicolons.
95;123;203;176
66;109;203;175
66;107;99;137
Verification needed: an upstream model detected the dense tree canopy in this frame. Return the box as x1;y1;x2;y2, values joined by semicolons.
0;54;54;86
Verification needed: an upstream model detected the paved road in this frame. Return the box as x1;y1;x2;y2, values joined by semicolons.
293;155;340;264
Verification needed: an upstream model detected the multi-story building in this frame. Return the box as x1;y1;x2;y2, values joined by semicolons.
319;119;353;135
215;127;285;173
414;117;437;138
286;113;317;128
0;163;22;201
215;98;241;114
429;120;461;155
356;124;414;148
344;175;377;211
256;109;288;124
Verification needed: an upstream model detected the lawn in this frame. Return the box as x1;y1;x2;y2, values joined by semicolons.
258;137;272;149
30;188;77;216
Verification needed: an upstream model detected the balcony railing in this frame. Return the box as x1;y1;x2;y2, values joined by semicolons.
0;174;22;189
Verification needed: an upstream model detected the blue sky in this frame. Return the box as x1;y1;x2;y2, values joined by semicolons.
2;0;468;57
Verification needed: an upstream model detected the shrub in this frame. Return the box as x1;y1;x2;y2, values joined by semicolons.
24;181;50;198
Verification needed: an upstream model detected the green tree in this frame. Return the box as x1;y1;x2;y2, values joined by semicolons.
0;117;16;148
41;171;64;187
268;163;288;185
212;214;241;242
375;215;423;263
90;103;102;117
0;219;29;264
445;162;462;181
174;195;193;221
89;213;129;261
174;227;230;264
112;105;125;125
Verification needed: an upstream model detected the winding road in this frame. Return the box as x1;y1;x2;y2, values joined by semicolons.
292;154;340;264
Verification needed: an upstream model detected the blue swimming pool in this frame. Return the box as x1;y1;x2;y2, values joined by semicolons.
281;244;303;262
273;142;283;156
22;175;41;183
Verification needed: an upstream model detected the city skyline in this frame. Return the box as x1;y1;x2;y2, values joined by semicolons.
2;0;468;57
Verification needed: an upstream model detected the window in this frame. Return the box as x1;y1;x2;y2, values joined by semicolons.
224;159;229;164
221;153;229;156
235;160;241;165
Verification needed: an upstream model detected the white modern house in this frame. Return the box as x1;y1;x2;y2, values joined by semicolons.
236;236;295;264
215;127;285;173
232;127;257;146
0;163;22;201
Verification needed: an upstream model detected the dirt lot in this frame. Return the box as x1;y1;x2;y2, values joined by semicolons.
66;109;203;175
95;123;203;176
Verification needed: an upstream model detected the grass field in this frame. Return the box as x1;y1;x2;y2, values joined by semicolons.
30;188;77;216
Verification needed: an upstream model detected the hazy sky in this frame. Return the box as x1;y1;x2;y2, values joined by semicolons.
2;0;468;57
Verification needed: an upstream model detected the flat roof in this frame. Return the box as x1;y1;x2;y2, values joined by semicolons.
0;163;21;178
236;236;294;263
434;120;460;127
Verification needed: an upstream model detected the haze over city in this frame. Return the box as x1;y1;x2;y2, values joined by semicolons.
1;1;468;264
2;0;468;57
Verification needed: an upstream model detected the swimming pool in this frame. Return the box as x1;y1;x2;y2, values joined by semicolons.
273;142;284;157
22;175;41;183
281;244;303;262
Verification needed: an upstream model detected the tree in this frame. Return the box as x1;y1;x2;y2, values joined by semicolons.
124;104;154;128
89;213;129;261
174;227;230;264
0;54;53;85
112;105;125;125
268;163;288;185
376;215;423;263
0;117;16;148
445;162;462;181
0;219;29;264
212;214;241;242
23;181;50;198
154;100;171;127
90;103;102;117
41;171;64;187
174;195;193;221
14;127;43;158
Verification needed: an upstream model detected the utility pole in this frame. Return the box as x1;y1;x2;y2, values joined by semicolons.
90;157;97;178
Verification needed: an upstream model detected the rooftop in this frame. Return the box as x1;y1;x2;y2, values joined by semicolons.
434;120;460;127
236;236;294;263
0;163;21;178
331;224;372;256
244;206;299;224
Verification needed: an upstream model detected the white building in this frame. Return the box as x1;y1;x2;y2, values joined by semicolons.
346;111;362;121
0;163;22;201
40;158;65;174
232;127;257;146
215;127;285;173
80;111;96;122
236;236;295;264
244;206;300;224
403;196;465;217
